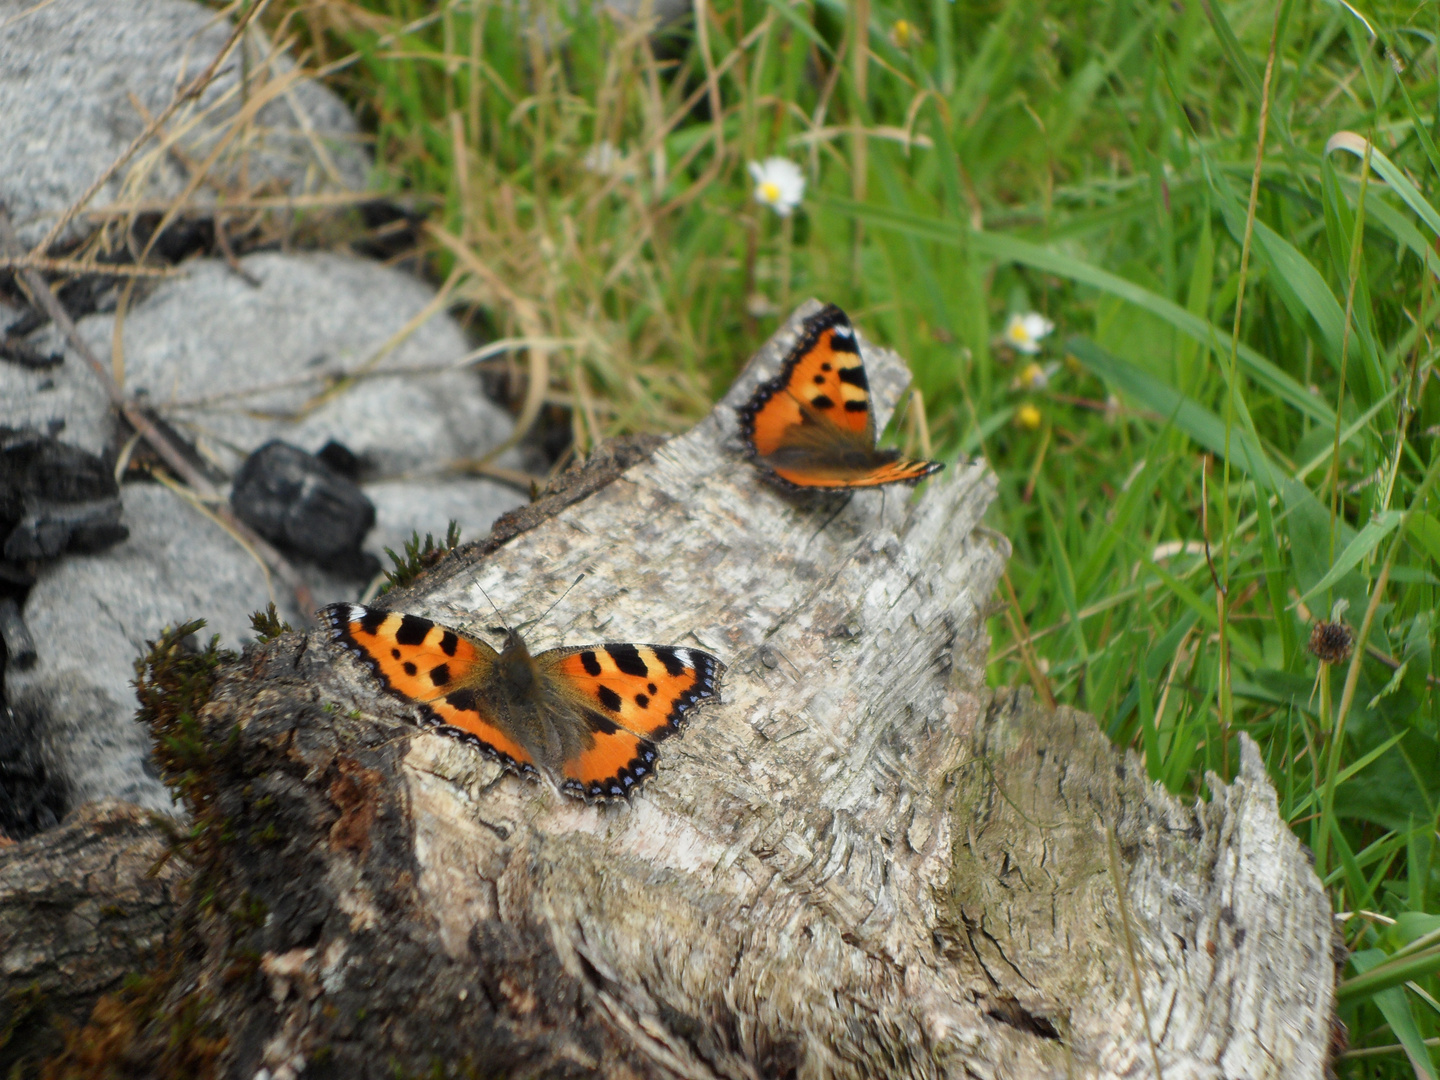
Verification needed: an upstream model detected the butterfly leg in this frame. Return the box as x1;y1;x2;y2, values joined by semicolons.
805;493;853;550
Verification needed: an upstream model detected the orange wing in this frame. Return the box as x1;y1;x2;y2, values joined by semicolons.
767;453;944;490
320;603;536;775
560;721;660;801
739;304;874;458
542;643;724;800
738;304;944;491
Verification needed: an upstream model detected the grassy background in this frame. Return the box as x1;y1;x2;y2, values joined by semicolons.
260;0;1440;1070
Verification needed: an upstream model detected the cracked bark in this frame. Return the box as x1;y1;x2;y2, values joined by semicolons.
13;303;1335;1079
0;801;183;1070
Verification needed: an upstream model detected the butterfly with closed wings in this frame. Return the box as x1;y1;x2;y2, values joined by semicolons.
321;603;724;802
737;303;944;492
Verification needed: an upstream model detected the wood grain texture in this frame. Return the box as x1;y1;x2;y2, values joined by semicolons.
65;301;1333;1079
0;801;182;1069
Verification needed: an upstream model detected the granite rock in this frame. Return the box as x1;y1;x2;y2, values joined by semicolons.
1;253;533;822
3;483;280;817
0;0;370;250
26;252;519;478
0;300;112;459
364;477;526;566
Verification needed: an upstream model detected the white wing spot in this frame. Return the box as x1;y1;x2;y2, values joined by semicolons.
832;324;854;338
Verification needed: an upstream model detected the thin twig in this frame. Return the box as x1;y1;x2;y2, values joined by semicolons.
82;190;408;217
0;255;180;278
0;201;314;621
1106;826;1165;1080
26;0;270;258
1002;571;1055;709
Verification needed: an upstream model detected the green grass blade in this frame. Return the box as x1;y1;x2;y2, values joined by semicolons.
1330;132;1440;242
759;0;832;57
824;195;1335;426
1198;0;1262;103
1340;944;1440;1003
1066;336;1275;487
1408;514;1440;566
1343;948;1440;1078
1296;509;1403;607
1287;729;1410;820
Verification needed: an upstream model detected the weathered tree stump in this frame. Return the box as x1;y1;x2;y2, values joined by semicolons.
17;302;1335;1079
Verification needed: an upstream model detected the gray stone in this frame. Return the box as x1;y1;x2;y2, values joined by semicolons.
0;300;112;459
0;0;370;250
364;477;526;566
4;483;282;815
30;252;518;478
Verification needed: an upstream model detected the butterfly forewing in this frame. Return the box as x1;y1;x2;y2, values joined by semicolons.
741;306;872;455
322;604;494;701
320;603;537;774
544;643;724;741
739;304;943;491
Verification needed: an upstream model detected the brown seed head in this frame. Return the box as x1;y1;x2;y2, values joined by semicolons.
1309;620;1354;665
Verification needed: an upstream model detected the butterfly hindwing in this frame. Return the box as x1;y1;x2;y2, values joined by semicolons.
419;687;538;775
738;304;944;491
561;717;660;801
320;603;537;775
814;456;944;488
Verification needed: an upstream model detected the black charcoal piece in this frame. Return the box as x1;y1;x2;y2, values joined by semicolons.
230;440;376;565
0;596;37;669
316;439;365;480
0;334;63;370
0;429;118;504
3;497;127;560
0;704;65;838
0;432;128;561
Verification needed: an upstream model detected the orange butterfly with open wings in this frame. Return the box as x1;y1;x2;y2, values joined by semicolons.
322;604;723;802
738;304;944;491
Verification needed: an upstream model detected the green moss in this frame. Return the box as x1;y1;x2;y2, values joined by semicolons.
233;893;269;929
249;603;292;643
37;623;242;1079
379;522;461;594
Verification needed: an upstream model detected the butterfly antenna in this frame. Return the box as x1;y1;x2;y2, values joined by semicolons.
521;573;587;634
473;580;507;628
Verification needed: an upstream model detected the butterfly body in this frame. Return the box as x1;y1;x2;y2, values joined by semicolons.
738;304;944;491
321;604;723;801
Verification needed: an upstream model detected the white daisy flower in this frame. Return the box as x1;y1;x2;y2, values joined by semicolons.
1002;311;1055;355
749;157;806;217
